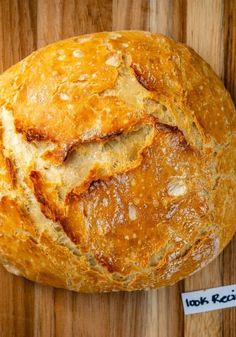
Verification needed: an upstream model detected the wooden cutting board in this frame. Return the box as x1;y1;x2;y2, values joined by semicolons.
0;1;235;336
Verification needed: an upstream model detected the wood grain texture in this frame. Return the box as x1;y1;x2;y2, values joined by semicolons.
185;2;224;336
0;1;235;337
223;0;236;316
149;0;186;41
112;0;149;30
224;0;236;101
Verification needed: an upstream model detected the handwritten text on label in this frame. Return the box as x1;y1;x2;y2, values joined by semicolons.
181;284;236;315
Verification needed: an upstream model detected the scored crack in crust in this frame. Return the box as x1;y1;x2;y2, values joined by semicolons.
0;31;235;292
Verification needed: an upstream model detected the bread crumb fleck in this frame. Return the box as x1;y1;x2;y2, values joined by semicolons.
104;107;111;113
102;198;109;207
153;199;159;208
167;180;187;197
109;33;122;39
58;92;70;101
73;49;84;58
79;36;91;43
78;74;89;81
57;55;66;61
175;236;182;242
166;204;179;219
105;54;120;67
122;43;129;48
128;203;137;221
168;251;178;261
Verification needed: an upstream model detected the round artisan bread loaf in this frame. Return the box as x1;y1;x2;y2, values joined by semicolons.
0;31;235;292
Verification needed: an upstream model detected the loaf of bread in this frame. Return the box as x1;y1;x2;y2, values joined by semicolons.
0;31;235;292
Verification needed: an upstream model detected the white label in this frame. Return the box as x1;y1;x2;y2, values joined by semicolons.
181;284;236;315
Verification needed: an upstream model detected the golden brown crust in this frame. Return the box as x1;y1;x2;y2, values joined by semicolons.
66;125;211;271
0;31;235;292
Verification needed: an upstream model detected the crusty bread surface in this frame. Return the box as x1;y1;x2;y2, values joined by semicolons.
0;31;235;292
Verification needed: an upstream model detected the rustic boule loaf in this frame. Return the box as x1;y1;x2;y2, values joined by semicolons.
0;31;235;292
